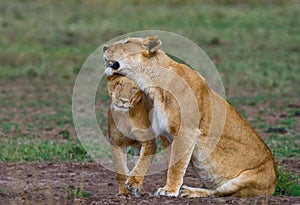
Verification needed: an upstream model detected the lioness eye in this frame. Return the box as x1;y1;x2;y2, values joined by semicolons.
110;61;120;69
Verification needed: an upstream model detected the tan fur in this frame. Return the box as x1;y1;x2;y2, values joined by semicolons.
107;75;171;197
104;36;276;197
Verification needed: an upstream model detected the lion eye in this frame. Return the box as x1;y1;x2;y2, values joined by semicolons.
132;87;138;92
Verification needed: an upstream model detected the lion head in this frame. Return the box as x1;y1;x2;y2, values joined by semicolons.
103;36;162;77
107;75;143;111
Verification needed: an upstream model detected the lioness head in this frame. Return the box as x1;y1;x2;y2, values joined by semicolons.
107;75;143;111
103;36;162;77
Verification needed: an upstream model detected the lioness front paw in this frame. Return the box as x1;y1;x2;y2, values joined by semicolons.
125;177;145;197
115;189;131;197
154;187;179;197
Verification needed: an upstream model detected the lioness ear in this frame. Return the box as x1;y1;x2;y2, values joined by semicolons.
142;36;162;55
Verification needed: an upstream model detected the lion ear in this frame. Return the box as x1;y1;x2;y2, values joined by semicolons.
142;36;162;55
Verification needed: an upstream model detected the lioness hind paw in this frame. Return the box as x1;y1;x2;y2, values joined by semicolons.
178;185;193;198
179;185;212;198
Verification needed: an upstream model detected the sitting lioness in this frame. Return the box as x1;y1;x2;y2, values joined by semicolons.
103;36;276;197
107;74;171;197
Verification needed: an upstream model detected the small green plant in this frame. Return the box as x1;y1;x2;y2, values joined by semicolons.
58;130;71;140
0;189;5;195
274;166;300;196
67;185;92;198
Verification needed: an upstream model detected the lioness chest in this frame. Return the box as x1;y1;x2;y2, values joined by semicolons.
111;104;155;141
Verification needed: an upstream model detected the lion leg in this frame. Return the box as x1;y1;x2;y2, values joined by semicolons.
154;153;192;197
179;166;275;197
155;131;196;197
213;161;276;197
125;140;157;197
160;135;172;164
110;144;131;196
179;173;248;198
179;185;214;197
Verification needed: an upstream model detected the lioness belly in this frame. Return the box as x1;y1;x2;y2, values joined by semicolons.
191;150;227;189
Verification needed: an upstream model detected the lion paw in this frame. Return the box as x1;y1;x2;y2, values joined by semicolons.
125;177;146;197
154;187;179;197
115;189;131;197
178;185;193;197
179;185;212;198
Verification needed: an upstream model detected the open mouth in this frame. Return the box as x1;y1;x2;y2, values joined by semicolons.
104;67;126;77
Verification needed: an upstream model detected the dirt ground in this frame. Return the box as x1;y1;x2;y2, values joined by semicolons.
0;162;299;205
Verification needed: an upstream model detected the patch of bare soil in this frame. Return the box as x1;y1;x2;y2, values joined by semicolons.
279;159;300;175
0;163;299;205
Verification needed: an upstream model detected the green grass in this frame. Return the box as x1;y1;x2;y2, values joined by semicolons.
265;110;300;159
0;0;299;197
0;135;91;162
1;1;299;91
275;167;300;196
266;134;300;158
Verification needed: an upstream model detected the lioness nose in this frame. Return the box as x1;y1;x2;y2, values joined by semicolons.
107;60;120;69
120;98;128;104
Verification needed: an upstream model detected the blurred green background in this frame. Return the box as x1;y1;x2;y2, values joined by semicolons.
0;0;299;196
